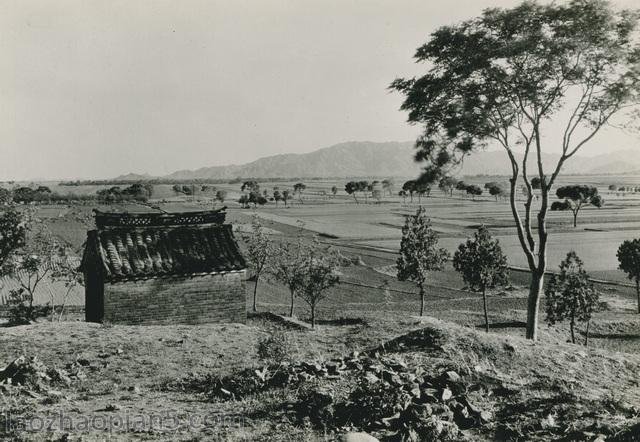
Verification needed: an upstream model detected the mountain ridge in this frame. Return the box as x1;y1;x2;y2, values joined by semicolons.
114;141;640;180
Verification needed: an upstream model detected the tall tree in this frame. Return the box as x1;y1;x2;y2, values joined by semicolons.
273;190;282;206
551;185;604;227
397;207;450;316
382;179;394;196
282;189;291;207
617;239;640;314
391;0;640;340
466;185;483;200
545;251;599;345
402;180;417;203
487;183;507;201
242;216;273;312
293;182;306;203
331;186;338;198
345;181;360;204
215;190;227;204
415;182;431;204
398;190;408;204
438;176;457;197
453;226;509;332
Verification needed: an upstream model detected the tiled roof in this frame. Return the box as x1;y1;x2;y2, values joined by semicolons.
84;224;246;280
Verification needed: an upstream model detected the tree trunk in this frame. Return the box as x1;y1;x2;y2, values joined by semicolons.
289;289;295;317
252;275;259;312
584;319;590;346
573;211;578;228
525;272;544;340
419;285;425;316
570;312;576;344
310;304;315;329
482;287;489;333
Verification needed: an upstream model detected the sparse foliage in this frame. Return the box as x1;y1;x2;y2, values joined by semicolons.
271;238;306;317
242;216;274;312
296;243;341;328
2;214;64;324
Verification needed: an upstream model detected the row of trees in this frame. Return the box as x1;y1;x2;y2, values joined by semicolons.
0;186;95;205
607;185;640;194
242;217;340;327
96;183;153;203
237;181;307;208
397;208;604;344
172;184;227;203
0;183;157;205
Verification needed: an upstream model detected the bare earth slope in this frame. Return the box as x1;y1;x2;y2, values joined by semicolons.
1;315;639;441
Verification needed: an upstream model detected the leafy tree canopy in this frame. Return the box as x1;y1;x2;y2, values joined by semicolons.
453;226;509;292
545;251;599;343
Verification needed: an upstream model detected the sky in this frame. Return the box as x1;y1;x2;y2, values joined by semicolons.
1;0;639;180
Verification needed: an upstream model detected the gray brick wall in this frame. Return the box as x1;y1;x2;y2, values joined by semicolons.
102;271;246;325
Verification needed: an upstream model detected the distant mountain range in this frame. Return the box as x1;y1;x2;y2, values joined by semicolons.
114;141;640;180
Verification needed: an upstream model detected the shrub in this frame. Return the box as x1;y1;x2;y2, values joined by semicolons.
256;331;295;364
7;288;51;325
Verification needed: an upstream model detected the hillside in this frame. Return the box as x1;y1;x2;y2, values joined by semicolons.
114;141;640;181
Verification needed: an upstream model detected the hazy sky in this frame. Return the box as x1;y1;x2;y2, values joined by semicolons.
1;0;639;180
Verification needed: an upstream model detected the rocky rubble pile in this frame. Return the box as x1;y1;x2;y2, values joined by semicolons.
0;356;87;398
177;349;493;441
292;357;493;441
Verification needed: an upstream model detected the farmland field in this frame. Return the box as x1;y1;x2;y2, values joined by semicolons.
25;173;640;279
236;175;640;282
6;174;640;351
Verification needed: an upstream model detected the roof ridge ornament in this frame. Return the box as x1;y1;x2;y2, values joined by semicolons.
92;207;227;229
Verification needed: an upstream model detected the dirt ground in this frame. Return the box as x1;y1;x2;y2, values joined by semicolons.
1;315;639;441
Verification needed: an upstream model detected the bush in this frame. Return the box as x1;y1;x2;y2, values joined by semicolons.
256;331;295;364
6;288;51;325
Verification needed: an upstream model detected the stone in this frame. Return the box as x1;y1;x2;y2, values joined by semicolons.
445;370;461;383
441;387;453;401
340;432;380;442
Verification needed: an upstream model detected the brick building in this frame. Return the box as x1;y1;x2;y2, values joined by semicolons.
80;208;247;325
